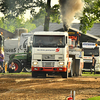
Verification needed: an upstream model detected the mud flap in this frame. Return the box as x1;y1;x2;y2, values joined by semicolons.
73;59;81;76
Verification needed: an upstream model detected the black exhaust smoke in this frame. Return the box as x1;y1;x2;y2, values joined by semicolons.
63;22;69;32
59;0;84;31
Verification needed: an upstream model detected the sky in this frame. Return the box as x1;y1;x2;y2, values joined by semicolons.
0;0;79;23
51;0;58;6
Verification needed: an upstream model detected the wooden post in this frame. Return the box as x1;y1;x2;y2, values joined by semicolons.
5;62;8;73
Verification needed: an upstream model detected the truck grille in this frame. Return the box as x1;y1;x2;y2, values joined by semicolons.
42;54;55;60
42;62;54;67
84;63;92;69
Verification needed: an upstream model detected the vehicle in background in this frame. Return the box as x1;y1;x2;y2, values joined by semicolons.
31;31;84;78
8;33;33;72
4;38;19;61
82;42;100;73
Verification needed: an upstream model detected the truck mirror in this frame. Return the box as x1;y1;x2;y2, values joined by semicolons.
66;37;67;43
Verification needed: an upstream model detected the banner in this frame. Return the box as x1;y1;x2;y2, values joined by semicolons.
4;39;19;61
18;33;33;53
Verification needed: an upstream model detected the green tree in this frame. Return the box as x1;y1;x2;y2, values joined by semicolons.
0;0;60;31
32;4;60;27
79;0;100;33
0;0;100;33
0;16;36;33
50;4;60;24
24;19;36;32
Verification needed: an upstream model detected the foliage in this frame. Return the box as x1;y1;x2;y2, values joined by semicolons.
82;72;100;76
24;19;36;32
0;0;60;30
32;8;46;27
0;0;100;33
32;4;61;27
0;16;36;33
0;0;46;18
50;4;60;24
79;0;100;34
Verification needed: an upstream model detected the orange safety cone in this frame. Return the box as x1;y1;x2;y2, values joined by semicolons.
5;62;7;73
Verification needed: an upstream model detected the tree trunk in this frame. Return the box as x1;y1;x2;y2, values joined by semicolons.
44;0;51;31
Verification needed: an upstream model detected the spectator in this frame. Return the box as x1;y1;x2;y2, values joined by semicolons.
0;50;4;69
90;54;96;74
0;65;3;73
8;62;15;73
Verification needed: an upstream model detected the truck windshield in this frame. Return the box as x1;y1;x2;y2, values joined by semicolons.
33;35;65;48
84;47;99;56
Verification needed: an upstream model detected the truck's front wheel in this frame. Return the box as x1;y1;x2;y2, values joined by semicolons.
61;71;68;78
32;71;37;78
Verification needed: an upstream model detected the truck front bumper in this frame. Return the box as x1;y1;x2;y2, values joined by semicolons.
31;67;67;72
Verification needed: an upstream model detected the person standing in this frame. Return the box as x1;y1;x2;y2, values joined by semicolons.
0;50;4;69
0;65;3;73
91;54;96;74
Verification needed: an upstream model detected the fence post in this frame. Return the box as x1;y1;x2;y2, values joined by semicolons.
5;62;8;73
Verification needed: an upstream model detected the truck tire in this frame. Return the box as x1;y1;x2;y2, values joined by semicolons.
61;71;68;78
32;71;37;78
8;60;22;73
42;73;46;78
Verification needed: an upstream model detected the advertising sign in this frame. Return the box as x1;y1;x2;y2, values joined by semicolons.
82;42;95;48
4;39;18;61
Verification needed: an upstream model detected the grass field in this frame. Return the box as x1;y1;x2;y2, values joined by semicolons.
0;71;100;76
87;96;100;100
82;72;100;77
0;72;31;75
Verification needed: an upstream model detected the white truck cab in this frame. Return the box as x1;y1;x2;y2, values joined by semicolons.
31;31;84;78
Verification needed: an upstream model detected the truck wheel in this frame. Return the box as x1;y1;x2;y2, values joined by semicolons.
9;60;22;73
61;72;68;78
42;73;46;78
32;71;37;78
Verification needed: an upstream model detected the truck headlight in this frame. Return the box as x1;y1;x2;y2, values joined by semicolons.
33;62;38;65
59;62;64;66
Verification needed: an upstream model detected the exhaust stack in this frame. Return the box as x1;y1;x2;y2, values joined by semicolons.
63;23;69;32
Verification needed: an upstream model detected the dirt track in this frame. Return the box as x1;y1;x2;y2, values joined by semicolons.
0;74;100;100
